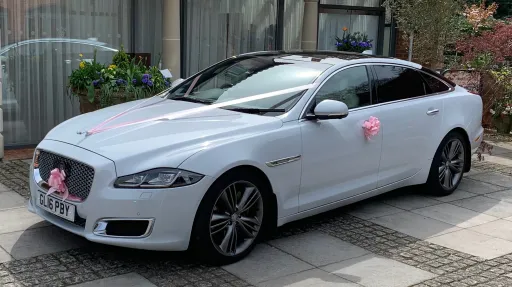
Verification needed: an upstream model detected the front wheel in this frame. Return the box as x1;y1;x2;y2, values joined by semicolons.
191;171;269;265
426;132;467;196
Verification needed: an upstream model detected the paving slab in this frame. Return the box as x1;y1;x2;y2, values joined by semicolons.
451;196;512;218
0;207;50;234
470;219;512;241
485;189;512;203
427;229;512;259
0;190;26;210
379;194;441;211
469;172;512;188
0;246;12;263
257;268;359;287
269;231;369;267
223;244;313;284
343;201;403;220
0;225;88;259
322;254;436;287
457;178;506;194
464;168;486;177
411;203;498;228
70;272;157;287
427;189;478;202
370;211;461;239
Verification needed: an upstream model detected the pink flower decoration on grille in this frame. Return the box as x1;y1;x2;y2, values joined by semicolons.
47;168;70;201
363;116;380;140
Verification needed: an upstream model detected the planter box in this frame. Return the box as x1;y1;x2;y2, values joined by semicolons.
73;89;136;114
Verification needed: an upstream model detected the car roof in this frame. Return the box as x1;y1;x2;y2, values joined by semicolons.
235;50;422;70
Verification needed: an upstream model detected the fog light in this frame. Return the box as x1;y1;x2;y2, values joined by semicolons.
93;218;154;238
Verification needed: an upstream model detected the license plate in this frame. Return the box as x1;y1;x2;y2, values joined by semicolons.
36;191;76;222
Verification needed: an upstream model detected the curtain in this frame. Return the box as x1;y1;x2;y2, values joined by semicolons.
320;0;381;7
184;0;277;77
283;0;304;50
0;0;162;146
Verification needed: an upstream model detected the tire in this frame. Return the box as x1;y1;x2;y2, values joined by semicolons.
190;169;271;265
426;131;468;196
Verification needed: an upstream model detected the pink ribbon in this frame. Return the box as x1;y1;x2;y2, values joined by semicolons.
363;116;380;140
47;168;70;201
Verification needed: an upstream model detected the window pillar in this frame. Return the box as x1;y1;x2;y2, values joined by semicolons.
163;0;181;79
301;0;318;50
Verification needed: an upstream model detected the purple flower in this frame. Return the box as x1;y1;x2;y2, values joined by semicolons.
164;80;170;87
142;77;149;84
132;79;137;84
147;80;153;87
142;74;150;79
350;41;356;46
116;79;127;86
92;80;99;87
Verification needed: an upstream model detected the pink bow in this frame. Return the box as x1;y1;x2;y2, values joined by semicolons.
47;168;70;201
363;116;380;140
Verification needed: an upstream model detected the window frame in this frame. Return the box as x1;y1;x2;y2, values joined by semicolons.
300;62;455;120
300;64;374;118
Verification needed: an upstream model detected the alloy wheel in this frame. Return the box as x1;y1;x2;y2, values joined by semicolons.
439;138;465;190
209;180;264;256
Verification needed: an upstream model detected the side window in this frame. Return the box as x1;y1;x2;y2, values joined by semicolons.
374;65;426;103
420;73;450;94
315;66;371;109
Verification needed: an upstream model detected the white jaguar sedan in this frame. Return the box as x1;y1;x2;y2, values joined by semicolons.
28;51;483;264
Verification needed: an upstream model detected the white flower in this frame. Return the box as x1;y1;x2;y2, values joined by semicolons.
502;111;508;115
506;106;511;111
490;109;496;115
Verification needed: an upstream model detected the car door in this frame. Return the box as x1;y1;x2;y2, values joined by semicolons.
299;65;382;212
371;65;444;187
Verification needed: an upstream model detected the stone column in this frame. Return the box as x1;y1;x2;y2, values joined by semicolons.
301;0;318;51
162;0;181;79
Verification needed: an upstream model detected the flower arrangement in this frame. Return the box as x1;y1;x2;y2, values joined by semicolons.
68;45;171;113
335;27;373;53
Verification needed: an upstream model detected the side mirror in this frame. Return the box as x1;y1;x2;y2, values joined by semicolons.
306;99;349;120
171;78;185;88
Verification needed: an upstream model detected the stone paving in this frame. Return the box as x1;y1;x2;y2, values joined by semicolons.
5;147;512;286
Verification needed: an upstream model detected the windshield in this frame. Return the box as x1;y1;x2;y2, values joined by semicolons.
167;55;327;115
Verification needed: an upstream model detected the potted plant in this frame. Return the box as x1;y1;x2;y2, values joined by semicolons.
69;46;171;113
335;27;373;53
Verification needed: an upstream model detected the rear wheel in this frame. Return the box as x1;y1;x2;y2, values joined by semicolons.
191;170;269;265
427;132;467;196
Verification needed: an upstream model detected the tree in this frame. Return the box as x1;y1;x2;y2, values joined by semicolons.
466;0;512;19
386;0;465;67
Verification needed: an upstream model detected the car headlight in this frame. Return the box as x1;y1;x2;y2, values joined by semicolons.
114;168;204;189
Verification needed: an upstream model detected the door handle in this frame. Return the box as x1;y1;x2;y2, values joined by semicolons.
426;109;439;116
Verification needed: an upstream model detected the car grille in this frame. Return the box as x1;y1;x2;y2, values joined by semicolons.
38;150;95;201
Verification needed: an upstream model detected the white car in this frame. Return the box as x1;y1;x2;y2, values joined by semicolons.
28;51;483;264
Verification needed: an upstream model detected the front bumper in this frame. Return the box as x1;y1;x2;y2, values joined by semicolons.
28;140;213;251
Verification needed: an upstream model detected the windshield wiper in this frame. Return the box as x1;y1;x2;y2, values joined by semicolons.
225;108;286;114
171;96;213;104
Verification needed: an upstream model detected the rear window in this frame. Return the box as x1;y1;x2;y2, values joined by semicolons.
373;65;426;103
420;72;450;94
422;67;456;87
